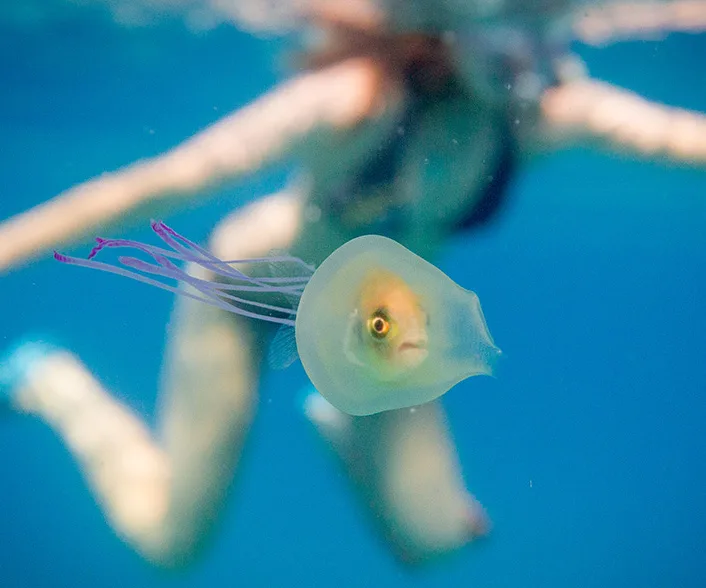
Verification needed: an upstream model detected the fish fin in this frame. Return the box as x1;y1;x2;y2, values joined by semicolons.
266;248;312;308
268;324;299;370
267;249;314;277
275;290;302;311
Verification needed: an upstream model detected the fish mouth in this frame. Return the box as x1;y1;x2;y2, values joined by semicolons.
384;337;428;371
398;340;427;352
396;339;429;369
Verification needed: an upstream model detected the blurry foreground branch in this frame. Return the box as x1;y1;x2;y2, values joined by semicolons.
0;57;387;273
541;78;706;164
576;0;706;45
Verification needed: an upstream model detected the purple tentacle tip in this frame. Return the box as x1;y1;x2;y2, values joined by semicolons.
151;219;168;237
53;251;68;263
88;237;108;260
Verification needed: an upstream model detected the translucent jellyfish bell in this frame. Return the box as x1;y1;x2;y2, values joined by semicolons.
55;224;500;417
295;235;501;415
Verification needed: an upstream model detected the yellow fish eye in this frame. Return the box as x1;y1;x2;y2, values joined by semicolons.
368;309;391;339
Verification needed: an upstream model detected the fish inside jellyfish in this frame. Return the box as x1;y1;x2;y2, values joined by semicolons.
54;221;501;416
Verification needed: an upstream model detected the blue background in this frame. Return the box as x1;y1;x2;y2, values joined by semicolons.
1;7;705;587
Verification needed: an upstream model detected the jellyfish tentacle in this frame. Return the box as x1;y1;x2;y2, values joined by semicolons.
86;235;308;294
52;251;252;319
116;256;298;317
82;219;312;294
53;223;307;327
150;220;314;291
60;253;295;326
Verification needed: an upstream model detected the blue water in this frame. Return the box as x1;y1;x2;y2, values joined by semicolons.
1;11;705;588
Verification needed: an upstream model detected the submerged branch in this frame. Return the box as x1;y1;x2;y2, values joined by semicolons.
539;78;706;166
0;57;389;274
575;0;706;45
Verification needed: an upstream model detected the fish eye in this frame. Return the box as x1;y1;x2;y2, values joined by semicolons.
368;309;391;339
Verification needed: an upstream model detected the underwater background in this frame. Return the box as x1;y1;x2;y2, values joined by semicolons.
1;6;705;588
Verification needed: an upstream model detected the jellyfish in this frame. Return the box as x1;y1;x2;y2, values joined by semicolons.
54;220;500;416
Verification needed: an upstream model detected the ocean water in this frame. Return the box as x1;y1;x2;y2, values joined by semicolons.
1;9;705;588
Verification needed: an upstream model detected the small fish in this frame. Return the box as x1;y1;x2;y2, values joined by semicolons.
55;221;500;416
